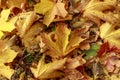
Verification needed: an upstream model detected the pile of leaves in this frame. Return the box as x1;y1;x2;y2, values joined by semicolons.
0;0;120;80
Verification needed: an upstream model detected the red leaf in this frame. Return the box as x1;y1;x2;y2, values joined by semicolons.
76;66;88;80
98;42;120;57
98;42;110;57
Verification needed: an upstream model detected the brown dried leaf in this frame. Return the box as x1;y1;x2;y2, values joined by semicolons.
66;55;86;69
62;69;84;80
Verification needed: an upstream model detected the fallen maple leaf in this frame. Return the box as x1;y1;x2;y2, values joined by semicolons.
34;0;54;15
43;1;68;26
83;0;118;25
0;48;18;63
34;0;68;26
62;69;85;80
111;74;120;80
84;43;100;59
100;22;120;47
0;31;3;39
97;42;110;58
0;64;14;79
22;22;45;52
17;11;38;37
30;55;66;79
0;8;11;21
100;22;114;39
66;55;86;69
0;39;18;79
0;47;18;79
0;8;18;33
41;23;84;58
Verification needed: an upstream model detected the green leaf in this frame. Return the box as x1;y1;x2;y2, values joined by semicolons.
84;43;100;59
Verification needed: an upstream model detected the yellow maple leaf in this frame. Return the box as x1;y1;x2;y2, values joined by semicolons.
41;23;84;58
34;0;54;15
34;0;68;26
0;48;18;79
0;31;3;39
100;22;120;47
43;1;68;26
0;64;14;79
0;8;18;36
16;12;38;37
100;22;114;38
83;0;118;25
111;74;120;80
0;48;18;63
0;8;11;21
30;55;66;79
0;20;16;32
0;40;18;79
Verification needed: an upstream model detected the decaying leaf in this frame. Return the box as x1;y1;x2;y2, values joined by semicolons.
41;23;84;58
98;42;120;74
66;55;86;69
62;69;84;80
30;55;66;79
0;0;120;79
83;0;118;25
